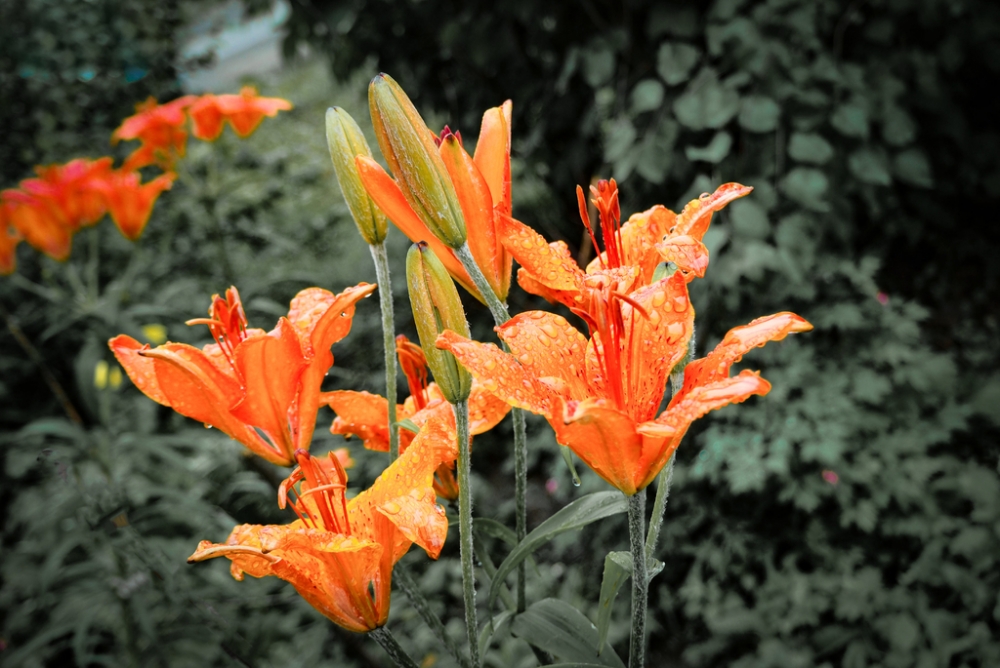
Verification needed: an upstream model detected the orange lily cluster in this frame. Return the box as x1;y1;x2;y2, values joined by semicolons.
110;284;375;466
1;87;291;275
322;334;510;498
189;416;457;632
438;179;813;495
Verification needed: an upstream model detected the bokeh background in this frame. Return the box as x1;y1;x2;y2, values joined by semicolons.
2;0;999;666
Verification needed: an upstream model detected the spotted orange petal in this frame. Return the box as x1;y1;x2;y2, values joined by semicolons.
473;100;513;216
553;399;648;495
498;213;584;302
468;381;512;434
436;330;562;419
673;182;753;241
655;234;710;280
496;311;590;401
322;389;395;452
109;335;169;405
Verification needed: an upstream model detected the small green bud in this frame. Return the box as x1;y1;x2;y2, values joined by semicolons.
406;242;471;403
325;107;388;245
369;73;467;248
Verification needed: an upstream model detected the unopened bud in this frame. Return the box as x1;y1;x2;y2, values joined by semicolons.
406;242;471;403
325;107;387;245
369;73;467;248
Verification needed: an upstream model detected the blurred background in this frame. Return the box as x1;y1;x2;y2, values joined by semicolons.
2;0;998;666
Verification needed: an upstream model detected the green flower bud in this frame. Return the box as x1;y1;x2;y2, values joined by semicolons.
369;73;467;248
325;107;388;245
406;242;471;403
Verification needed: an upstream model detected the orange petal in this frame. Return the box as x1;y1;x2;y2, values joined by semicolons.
0;203;20;275
610;205;678;281
189;96;225;141
473;101;513;216
468;381;512;435
676;311;812;403
350;416;456;560
673;182;753;241
554;399;646;495
496;311;591;401
621;272;696;422
439;135;506;299
5;192;72;260
498;213;584;303
653;370;771;442
109;335;169;405
436;330;562;419
231;318;308;460
322;390;392;452
516;268;581;307
355;155;479;298
655;234;710;280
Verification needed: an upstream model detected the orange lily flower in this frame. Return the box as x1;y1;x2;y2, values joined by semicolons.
109;283;376;466
355;100;513;302
0;200;21;274
94;170;176;240
438;269;812;495
189;86;293;141
499;179;752;309
321;335;510;499
188;415;457;633
113;95;196;170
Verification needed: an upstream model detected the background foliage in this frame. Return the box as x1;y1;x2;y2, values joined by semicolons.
3;0;1000;667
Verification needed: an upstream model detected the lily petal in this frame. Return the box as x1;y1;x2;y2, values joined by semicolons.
673;182;753;241
554;399;647;495
655;234;710;280
496;311;591;401
499;213;584;301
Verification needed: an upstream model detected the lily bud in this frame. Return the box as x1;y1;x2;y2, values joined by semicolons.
325;107;388;245
406;242;471;403
369;73;467;248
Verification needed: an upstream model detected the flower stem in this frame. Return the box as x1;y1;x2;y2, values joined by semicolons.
645;453;675;560
370;241;400;461
395;564;471;668
627;491;648;668
453;399;481;668
453;242;528;612
368;625;420;668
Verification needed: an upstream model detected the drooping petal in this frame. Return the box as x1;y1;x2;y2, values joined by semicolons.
215;87;292;138
672;182;753;241
350;415;456;560
4;191;72;260
498;213;584;306
322;390;395;452
189;95;225;141
436;330;562;419
496;311;591;401
468;381;512;435
355;156;479;298
109;335;169;405
439;135;507;300
231;318;308;460
655;234;710;280
553;399;646;496
675;312;813;403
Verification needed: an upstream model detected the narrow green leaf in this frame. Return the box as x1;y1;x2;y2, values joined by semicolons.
473;517;519;547
488;491;627;609
511;599;626;668
479;610;513;658
596;551;666;654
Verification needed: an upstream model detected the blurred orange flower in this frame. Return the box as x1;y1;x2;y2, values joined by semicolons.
321;334;509;499
189;86;293;141
439;270;812;495
110;283;376;466
0;201;21;274
113;96;196;170
188;416;457;632
356;100;513;302
94;170;176;240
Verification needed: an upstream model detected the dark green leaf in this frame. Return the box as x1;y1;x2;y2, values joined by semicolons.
630;79;665;113
849;147;892;186
893;149;933;187
780;167;831;212
488;491;627;609
738;95;780;133
656;42;700;85
830;103;869;139
787;132;834;165
685;131;732;163
511;599;626;668
673;69;740;130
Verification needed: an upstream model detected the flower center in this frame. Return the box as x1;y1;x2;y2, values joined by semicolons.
280;449;351;534
185;287;249;372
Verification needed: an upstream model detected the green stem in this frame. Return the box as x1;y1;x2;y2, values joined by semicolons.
370;241;400;461
645;453;675;560
627;491;648;668
454;399;481;668
395;564;471;668
453;241;529;612
368;625;420;668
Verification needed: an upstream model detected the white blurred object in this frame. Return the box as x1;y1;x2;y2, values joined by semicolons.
179;1;290;92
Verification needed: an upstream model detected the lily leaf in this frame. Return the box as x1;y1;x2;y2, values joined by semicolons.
487;491;627;609
511;598;626;668
596;551;666;654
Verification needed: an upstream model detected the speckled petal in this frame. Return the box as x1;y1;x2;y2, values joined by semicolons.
673;182;752;241
496;311;590;401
